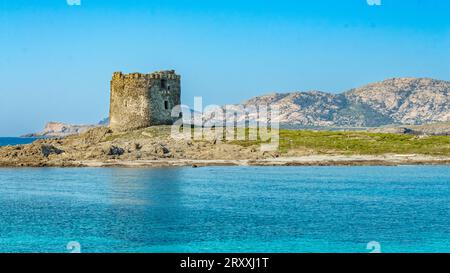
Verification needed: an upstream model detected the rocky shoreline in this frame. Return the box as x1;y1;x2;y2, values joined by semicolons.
2;156;450;168
1;126;450;168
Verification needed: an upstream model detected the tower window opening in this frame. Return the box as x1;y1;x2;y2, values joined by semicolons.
161;79;167;89
164;100;169;110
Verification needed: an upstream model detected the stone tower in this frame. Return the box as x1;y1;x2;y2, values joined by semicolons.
109;70;181;132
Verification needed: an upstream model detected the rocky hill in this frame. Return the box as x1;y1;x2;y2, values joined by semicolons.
229;78;450;127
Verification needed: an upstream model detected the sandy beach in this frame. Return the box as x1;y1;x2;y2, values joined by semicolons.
73;154;450;168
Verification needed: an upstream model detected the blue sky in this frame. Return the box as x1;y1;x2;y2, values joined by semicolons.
0;0;449;136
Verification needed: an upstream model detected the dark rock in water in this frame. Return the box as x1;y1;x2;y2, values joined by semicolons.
41;145;64;157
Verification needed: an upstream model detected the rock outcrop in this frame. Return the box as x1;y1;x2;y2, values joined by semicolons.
0;126;272;167
368;122;450;136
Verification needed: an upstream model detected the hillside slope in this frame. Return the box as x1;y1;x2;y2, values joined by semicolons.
231;78;450;127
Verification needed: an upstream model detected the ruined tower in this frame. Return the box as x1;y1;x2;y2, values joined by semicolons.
109;70;181;132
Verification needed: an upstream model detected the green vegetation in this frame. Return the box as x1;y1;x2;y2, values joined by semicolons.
230;129;450;156
278;130;450;155
102;125;450;156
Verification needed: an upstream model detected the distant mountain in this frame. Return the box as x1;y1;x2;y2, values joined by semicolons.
219;78;450;127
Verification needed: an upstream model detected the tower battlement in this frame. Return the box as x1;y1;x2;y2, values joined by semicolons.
109;70;181;132
112;70;181;81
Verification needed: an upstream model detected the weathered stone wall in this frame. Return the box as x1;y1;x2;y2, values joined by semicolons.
109;70;181;131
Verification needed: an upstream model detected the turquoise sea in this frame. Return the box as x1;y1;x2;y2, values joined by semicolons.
0;165;449;253
0;137;37;146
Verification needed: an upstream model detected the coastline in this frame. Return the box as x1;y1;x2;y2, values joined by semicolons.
2;154;449;168
69;155;450;168
2;126;450;168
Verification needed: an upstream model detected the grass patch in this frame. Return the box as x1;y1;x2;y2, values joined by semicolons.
102;125;450;156
229;129;450;156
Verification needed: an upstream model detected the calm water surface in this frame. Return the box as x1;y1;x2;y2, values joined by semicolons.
0;166;449;253
0;137;37;146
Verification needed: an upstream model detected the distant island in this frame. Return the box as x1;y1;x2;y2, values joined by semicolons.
2;72;450;168
21;119;108;138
